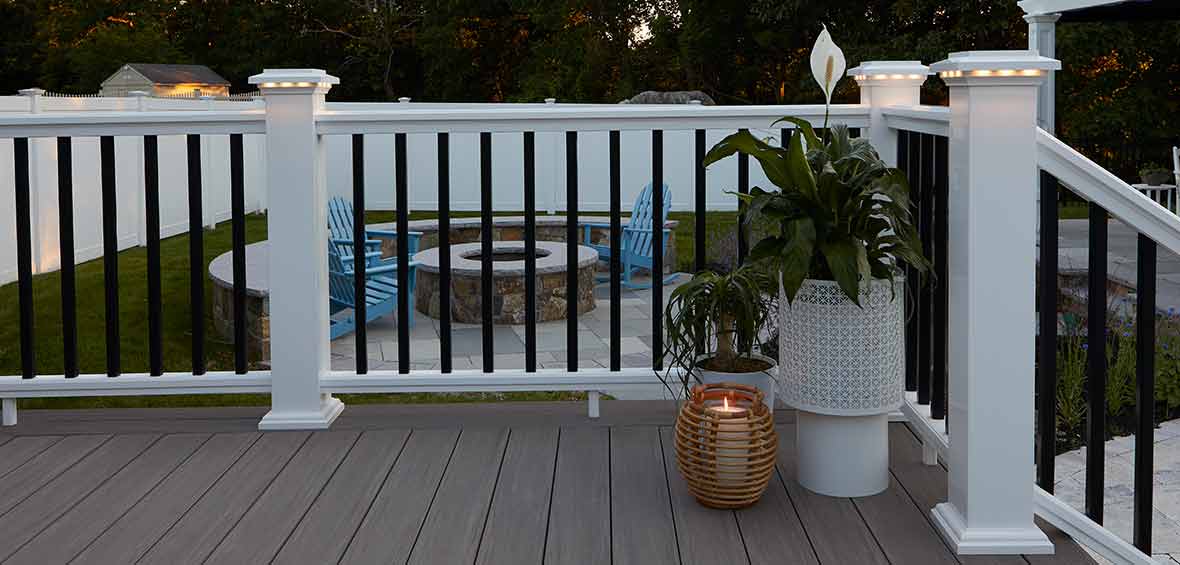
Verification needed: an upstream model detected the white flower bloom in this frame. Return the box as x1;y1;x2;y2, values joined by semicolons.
810;24;846;105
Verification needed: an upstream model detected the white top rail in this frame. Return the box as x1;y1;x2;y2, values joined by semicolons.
315;103;870;135
882;105;950;137
1037;127;1180;257
0;110;266;138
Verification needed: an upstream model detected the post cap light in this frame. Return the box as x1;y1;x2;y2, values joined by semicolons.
847;61;931;85
248;69;339;94
931;50;1060;83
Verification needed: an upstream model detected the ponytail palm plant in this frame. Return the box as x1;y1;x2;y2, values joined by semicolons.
703;119;929;304
662;264;777;397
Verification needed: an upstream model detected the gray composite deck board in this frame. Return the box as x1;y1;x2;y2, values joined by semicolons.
886;425;1098;565
658;426;750;565
0;435;62;479
205;431;360;564
610;426;680;565
543;426;611;565
407;428;510;565
339;428;459;565
475;427;559;565
71;432;260;565
0;403;1099;565
0;434;158;561
734;469;819;565
273;429;410;565
885;425;1031;565
5;434;208;565
1026;518;1101;565
775;424;891;565
0;434;109;517
137;431;310;565
852;476;962;565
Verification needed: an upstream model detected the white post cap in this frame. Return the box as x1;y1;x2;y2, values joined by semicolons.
249;69;339;94
931;50;1060;84
17;88;45;96
398;97;411;103
847;61;931;86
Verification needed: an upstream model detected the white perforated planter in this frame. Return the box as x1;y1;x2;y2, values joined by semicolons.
778;277;905;497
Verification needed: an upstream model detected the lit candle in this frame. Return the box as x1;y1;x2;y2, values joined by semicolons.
706;396;752;489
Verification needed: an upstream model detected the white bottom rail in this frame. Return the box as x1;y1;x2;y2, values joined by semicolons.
0;371;272;398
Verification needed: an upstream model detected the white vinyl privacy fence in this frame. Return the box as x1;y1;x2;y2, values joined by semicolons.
0;95;771;284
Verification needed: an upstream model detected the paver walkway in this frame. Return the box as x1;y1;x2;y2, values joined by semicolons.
1054;419;1180;564
1052;218;1180;564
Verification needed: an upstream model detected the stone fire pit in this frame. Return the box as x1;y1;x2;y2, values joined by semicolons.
414;241;598;324
209;241;271;361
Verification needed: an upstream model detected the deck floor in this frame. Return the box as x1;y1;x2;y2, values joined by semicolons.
0;402;1094;565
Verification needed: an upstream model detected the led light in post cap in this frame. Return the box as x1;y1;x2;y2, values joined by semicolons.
931;50;1060;81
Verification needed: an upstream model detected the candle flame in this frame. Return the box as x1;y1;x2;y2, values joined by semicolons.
723;396;730;410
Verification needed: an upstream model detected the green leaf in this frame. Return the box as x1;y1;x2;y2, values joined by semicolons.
819;237;868;305
702;130;793;190
772;116;821;150
785;130;817;199
778;217;816;303
748;236;784;262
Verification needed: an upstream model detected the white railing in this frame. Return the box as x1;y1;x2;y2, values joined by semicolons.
1037;127;1180;256
3;52;1152;561
881;105;950;137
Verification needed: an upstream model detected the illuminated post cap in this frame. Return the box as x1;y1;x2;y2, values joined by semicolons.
847;61;931;86
248;69;339;94
930;50;1060;82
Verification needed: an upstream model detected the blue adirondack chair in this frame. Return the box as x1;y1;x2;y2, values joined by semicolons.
582;183;677;289
327;196;423;270
328;242;417;339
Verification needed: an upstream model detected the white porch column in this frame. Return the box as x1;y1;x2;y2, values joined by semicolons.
249;69;344;431
847;62;931;167
929;51;1060;555
1025;13;1060;134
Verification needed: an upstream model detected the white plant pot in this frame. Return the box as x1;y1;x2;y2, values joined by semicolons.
778;278;905;497
696;353;777;409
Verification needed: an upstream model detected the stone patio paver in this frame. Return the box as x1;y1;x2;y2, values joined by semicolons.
1056;419;1180;561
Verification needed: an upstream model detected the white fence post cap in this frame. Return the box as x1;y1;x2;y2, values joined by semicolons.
931;50;1061;80
847;61;931;86
18;88;45;96
249;69;339;94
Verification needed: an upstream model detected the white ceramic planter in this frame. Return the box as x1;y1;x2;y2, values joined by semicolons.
778;278;905;497
696;353;777;409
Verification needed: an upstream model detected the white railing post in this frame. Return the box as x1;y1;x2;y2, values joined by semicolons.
1025;13;1059;134
928;50;1060;555
250;69;343;430
1;398;15;426
847;62;931;167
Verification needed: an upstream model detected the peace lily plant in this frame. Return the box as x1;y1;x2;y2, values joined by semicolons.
704;25;929;302
699;26;929;499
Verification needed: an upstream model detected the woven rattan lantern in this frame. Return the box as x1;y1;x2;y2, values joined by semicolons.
674;382;777;509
